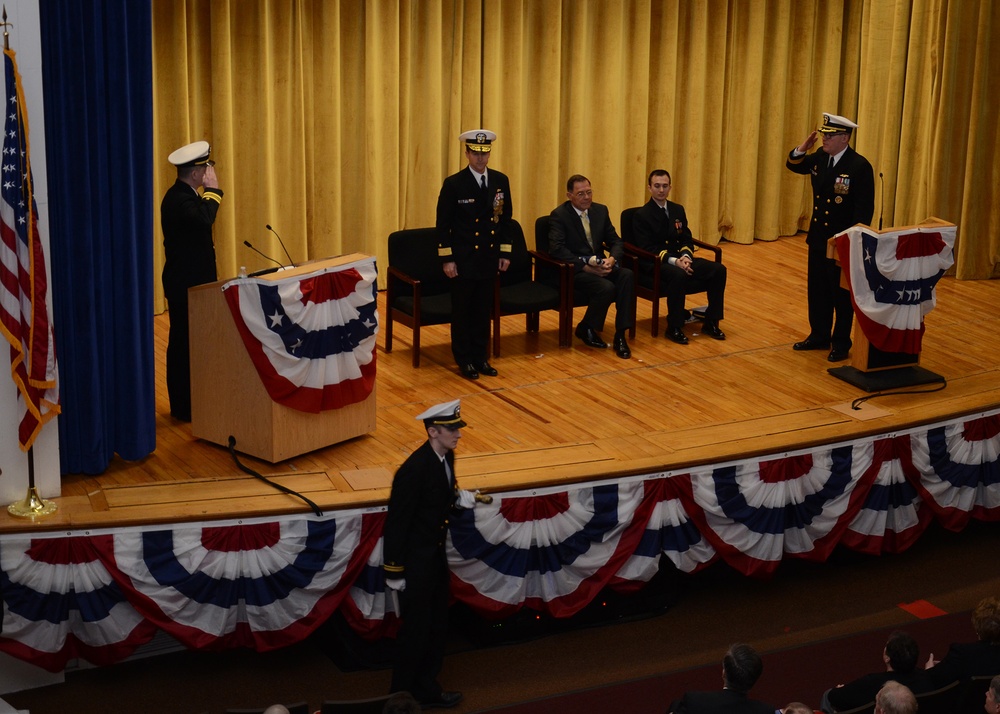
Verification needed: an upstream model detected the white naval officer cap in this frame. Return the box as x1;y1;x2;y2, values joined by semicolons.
818;113;858;134
459;129;496;153
416;400;467;429
168;140;214;167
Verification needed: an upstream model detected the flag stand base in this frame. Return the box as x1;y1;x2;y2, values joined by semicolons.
8;486;57;518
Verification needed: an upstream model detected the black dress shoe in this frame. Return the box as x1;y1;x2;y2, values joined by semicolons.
613;333;631;359
459;364;479;380
476;361;498;377
828;348;849;362
574;324;608;349
793;337;830;351
702;322;726;341
421;691;463;709
666;327;689;345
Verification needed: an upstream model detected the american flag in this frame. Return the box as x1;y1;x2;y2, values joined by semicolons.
0;48;59;450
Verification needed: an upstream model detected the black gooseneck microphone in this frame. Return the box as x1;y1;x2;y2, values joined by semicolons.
878;172;884;230
266;224;295;266
243;240;284;269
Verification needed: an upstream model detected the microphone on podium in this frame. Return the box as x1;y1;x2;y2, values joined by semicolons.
878;172;884;230
243;240;284;276
266;224;295;266
474;492;493;505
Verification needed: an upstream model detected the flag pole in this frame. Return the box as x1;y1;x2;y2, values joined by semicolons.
2;6;57;519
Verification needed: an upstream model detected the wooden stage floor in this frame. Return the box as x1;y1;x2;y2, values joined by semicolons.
3;236;998;534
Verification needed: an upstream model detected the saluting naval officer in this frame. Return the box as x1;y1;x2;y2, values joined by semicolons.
435;129;513;380
160;140;223;421
383;400;481;709
786;113;874;363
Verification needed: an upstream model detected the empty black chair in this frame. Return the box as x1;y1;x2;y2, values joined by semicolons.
620;206;723;337
386;227;453;367
493;218;567;356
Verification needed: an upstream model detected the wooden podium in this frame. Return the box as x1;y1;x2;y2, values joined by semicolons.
189;253;377;462
827;218;955;391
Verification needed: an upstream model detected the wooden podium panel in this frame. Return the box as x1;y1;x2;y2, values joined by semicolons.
189;253;377;463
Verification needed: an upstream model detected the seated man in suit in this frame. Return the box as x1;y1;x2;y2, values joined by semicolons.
821;631;933;713
632;169;727;345
926;595;1000;684
874;681;917;714
668;643;774;714
548;174;634;359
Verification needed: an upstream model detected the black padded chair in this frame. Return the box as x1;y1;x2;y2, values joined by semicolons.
533;215;636;345
319;694;394;714
619;206;723;337
832;702;874;714
386;227;452;367
914;679;961;714
960;675;995;714
492;218;567;356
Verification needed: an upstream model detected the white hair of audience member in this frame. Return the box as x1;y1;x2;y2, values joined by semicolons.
263;706;290;714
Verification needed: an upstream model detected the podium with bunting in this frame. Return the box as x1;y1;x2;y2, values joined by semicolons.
827;217;956;391
189;253;378;462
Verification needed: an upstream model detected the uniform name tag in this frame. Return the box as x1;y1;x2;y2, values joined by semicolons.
458;198;476;204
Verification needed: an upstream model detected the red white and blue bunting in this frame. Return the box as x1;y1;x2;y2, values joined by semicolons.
2;409;998;671
222;257;378;413
835;222;956;355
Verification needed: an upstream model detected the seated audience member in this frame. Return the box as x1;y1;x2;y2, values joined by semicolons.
986;675;1000;714
632;169;727;345
668;643;774;714
926;595;1000;685
262;706;290;714
383;691;421;714
873;681;916;714
821;631;932;713
548;174;635;359
781;704;814;714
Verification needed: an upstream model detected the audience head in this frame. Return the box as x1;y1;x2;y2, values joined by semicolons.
722;643;764;694
973;596;1000;643
383;691;421;714
986;675;1000;714
781;703;813;714
874;680;917;714
262;706;290;714
883;630;919;674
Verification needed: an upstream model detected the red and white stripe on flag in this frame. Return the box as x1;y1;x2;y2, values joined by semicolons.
835;222;956;355
222;256;378;412
0;49;59;450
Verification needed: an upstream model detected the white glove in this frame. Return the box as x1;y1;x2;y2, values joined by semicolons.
456;489;477;509
385;577;406;592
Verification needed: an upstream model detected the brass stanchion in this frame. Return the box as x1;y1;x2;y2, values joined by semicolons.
7;448;57;518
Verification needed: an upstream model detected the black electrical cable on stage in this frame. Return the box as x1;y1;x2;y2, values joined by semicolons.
851;379;947;410
227;436;323;516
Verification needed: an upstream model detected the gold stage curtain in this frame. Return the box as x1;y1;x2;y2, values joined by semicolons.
151;0;999;313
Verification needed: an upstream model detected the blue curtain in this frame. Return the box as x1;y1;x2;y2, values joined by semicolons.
39;1;156;473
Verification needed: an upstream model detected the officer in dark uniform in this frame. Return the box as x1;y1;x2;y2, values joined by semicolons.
786;113;874;362
435;130;512;380
383;400;480;709
160;140;223;421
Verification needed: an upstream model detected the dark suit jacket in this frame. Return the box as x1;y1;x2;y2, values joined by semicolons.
548;201;624;272
927;640;1000;686
435;167;513;280
382;441;458;584
160;179;222;298
669;689;774;714
785;145;875;247
633;198;695;262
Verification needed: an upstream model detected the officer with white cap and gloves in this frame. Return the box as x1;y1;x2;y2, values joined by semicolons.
160;140;223;421
382;399;485;709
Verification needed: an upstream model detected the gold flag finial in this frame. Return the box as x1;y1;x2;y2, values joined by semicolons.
2;6;11;51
